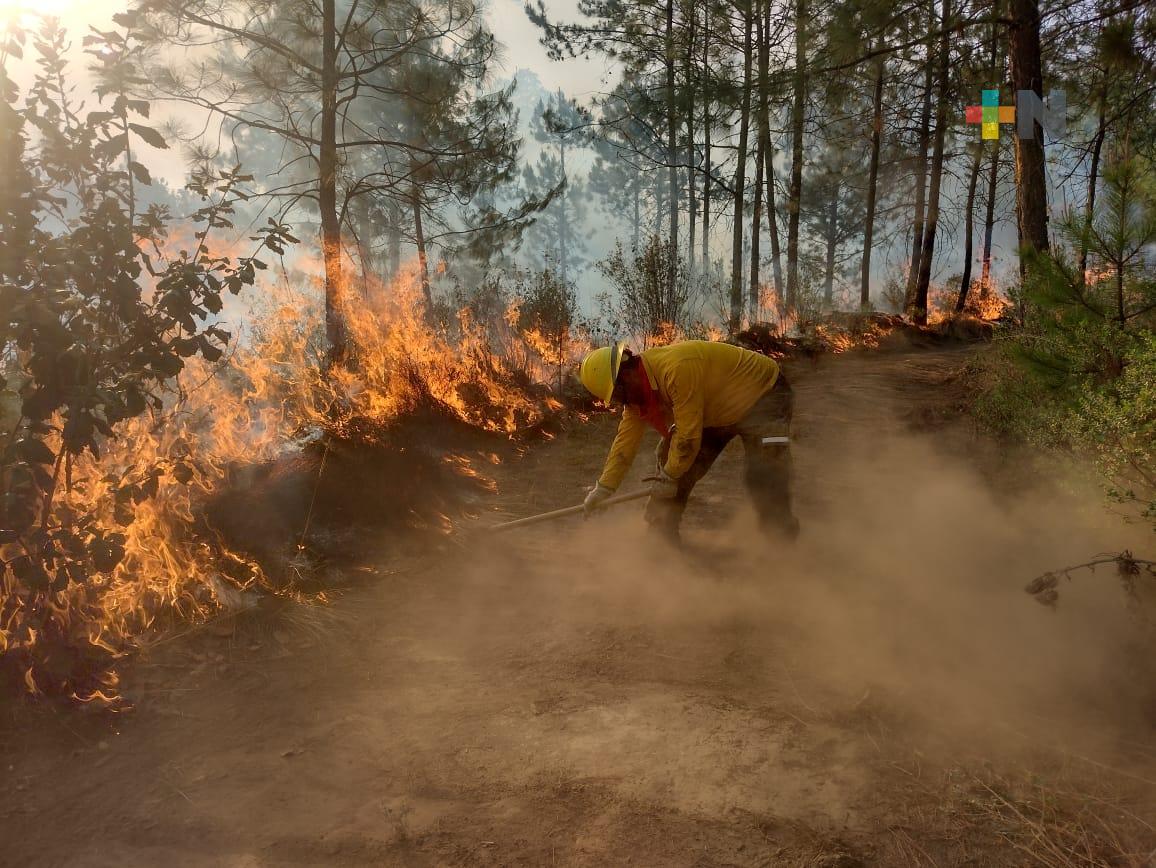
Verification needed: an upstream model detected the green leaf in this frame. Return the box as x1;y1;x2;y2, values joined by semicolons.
129;161;152;185
199;337;223;363
94;132;128;160
128;123;168;150
15;437;56;466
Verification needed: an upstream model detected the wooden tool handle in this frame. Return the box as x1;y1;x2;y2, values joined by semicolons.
489;488;651;533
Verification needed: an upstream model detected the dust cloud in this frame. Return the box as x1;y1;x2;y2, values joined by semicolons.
462;379;1156;819
572;442;1143;728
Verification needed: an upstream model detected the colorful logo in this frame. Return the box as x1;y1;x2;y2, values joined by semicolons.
965;89;1067;141
965;90;1015;140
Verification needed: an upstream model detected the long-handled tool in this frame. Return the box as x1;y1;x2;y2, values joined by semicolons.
489;488;650;533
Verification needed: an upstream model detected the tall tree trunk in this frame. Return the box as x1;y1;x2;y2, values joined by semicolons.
665;0;679;284
764;141;784;303
823;183;837;305
860;51;885;309
412;186;431;308
632;173;641;251
655;175;665;237
686;1;697;275
980;138;1000;293
320;0;344;366
956;141;984;311
750;133;764;320
387;222;401;280
1079;89;1107;280
905;0;935;313
354;198;374;298
785;0;806;311
729;2;754;332
701;10;711;273
1008;0;1050;259
759;22;783;307
559;139;569;282
979;15;1002;296
913;0;952;325
749;0;770;321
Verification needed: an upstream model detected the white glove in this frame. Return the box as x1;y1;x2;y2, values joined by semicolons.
583;483;614;516
655;424;675;475
648;468;679;501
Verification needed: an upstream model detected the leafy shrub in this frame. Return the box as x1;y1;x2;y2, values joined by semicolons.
0;19;293;703
971;152;1156;526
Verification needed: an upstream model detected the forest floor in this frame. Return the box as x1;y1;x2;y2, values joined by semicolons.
3;343;1156;867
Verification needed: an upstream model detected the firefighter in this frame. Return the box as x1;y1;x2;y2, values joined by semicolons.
577;339;799;544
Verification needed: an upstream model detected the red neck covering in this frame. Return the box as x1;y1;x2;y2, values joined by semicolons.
635;359;669;435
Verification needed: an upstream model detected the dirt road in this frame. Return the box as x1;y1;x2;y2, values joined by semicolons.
3;345;1155;866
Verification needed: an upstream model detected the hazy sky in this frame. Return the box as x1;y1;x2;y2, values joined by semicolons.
2;0;614;95
492;0;618;98
2;0;615;181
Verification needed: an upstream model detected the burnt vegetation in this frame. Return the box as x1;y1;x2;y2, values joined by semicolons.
0;0;1154;857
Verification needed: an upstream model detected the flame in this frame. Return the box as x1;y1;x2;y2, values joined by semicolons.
927;279;1009;324
2;256;563;706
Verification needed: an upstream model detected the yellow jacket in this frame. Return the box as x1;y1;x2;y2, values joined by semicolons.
597;340;779;490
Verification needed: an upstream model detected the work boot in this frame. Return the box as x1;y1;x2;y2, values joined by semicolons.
644;495;684;548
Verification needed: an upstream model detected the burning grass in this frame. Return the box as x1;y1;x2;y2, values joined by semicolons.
1;263;566;708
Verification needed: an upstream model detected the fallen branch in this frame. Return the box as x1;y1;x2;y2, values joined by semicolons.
1025;550;1156;608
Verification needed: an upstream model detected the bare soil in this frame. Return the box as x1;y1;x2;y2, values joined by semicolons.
2;345;1155;867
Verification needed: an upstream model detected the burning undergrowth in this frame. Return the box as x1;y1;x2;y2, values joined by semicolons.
736;309;996;360
1;263;564;708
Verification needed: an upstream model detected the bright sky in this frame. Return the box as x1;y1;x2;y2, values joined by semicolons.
1;0;613;94
491;0;618;99
2;0;615;183
0;0;77;21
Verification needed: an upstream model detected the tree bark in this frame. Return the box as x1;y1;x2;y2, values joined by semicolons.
412;186;431;309
729;3;754;332
763;138;784;304
979;15;1002;297
913;0;952;325
784;0;806;311
665;0;679;286
1079;89;1107;281
685;1;697;276
759;15;783;307
749;0;770;322
559;136;569;282
956;141;984;311
860;51;885;309
387;223;401;280
823;183;838;306
1008;0;1050;259
701;12;711;273
632;174;641;251
905;0;935;314
354;198;374;298
980;137;1000;293
320;0;344;366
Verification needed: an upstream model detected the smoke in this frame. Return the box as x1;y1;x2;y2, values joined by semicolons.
470;382;1155;777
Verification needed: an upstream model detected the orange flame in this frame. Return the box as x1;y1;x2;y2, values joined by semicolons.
4;255;564;706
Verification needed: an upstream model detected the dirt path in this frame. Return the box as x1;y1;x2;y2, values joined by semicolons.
3;345;1155;867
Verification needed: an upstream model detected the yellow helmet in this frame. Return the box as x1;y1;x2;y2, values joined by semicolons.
578;342;626;404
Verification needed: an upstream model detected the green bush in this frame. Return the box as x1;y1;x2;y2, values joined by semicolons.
971;152;1156;527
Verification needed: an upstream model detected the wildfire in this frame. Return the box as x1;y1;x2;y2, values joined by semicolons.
927;279;1009;325
2;259;568;707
